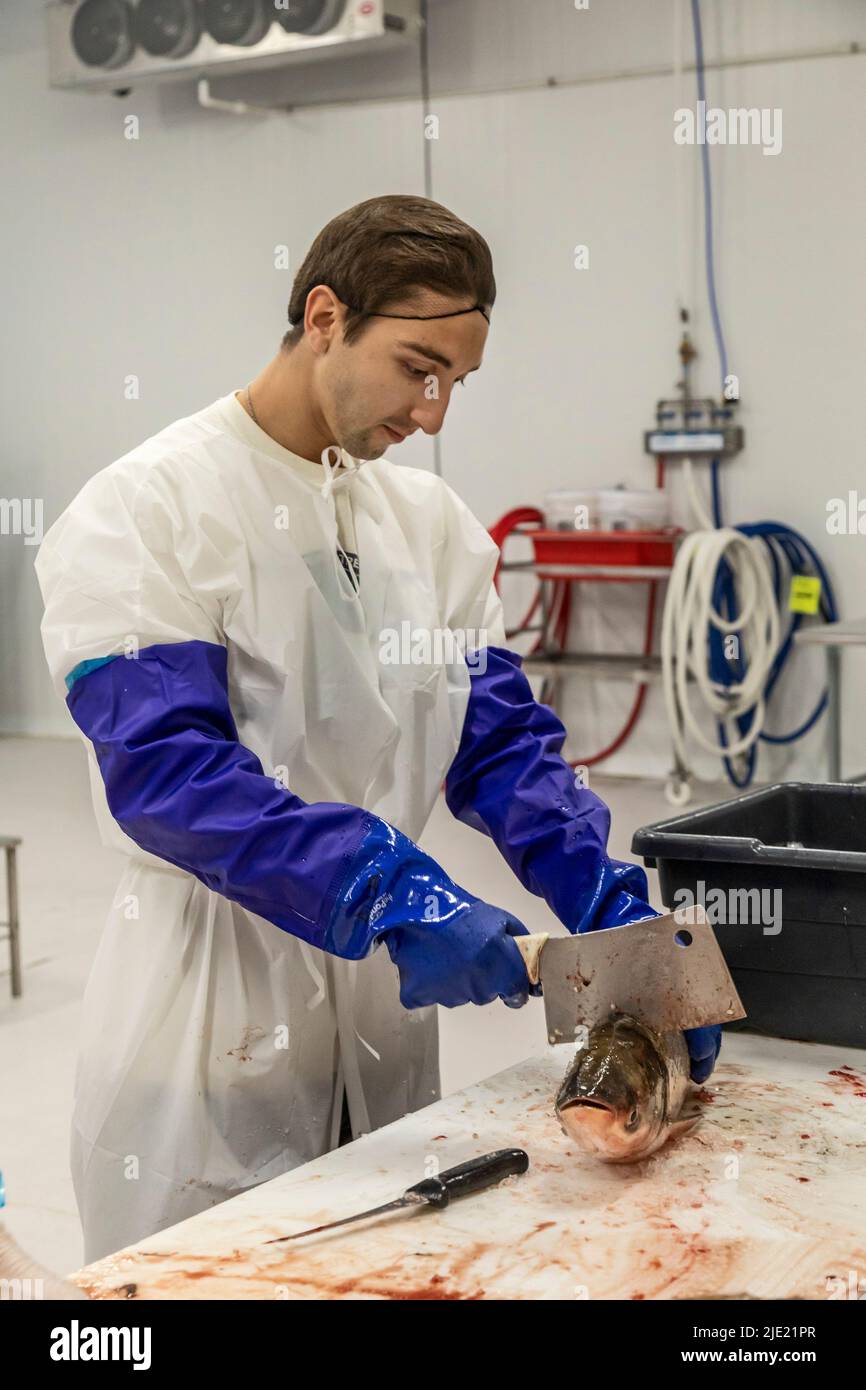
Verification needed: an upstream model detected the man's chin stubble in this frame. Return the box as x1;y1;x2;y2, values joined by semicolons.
342;432;386;461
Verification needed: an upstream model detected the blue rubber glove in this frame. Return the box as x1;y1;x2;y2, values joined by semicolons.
327;817;534;1010
683;1024;723;1084
386;900;532;1011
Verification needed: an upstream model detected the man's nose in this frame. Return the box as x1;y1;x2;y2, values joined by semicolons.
409;389;450;436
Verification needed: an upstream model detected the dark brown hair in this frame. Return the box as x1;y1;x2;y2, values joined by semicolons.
282;194;496;350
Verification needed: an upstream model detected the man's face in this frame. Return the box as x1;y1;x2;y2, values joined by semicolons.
316;290;489;460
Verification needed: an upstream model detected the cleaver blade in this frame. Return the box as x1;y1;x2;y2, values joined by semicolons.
516;905;746;1044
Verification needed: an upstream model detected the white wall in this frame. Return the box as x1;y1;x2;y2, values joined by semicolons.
2;0;865;783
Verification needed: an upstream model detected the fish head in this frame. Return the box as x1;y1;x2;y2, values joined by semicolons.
554;1015;670;1162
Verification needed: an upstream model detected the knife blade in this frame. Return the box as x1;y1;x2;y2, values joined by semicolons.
265;1148;529;1244
516;905;746;1043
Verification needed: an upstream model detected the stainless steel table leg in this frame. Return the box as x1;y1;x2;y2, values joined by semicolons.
827;645;841;782
6;844;21;998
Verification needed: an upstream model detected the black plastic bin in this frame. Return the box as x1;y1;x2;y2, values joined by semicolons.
631;782;866;1049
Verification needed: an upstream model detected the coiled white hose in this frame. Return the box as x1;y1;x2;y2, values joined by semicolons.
661;479;781;778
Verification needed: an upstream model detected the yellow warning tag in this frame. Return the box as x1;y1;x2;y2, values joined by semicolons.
789;575;822;614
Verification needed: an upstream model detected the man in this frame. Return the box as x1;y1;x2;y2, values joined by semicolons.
36;195;720;1263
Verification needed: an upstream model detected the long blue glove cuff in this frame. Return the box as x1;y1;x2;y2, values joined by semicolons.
66;640;530;1004
323;817;470;956
67;640;403;957
446;646;654;933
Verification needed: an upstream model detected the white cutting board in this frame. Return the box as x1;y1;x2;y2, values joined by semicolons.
71;1032;866;1301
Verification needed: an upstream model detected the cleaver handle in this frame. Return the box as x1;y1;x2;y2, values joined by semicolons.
515;932;549;987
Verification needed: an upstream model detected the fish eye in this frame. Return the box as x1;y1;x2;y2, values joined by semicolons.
625;1108;640;1130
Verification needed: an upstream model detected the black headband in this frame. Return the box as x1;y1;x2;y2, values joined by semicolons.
342;303;491;324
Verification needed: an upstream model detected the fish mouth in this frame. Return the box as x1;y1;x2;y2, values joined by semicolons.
558;1099;617;1138
558;1098;652;1161
570;1097;641;1127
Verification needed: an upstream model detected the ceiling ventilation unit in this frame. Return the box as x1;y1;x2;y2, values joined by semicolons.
46;1;420;93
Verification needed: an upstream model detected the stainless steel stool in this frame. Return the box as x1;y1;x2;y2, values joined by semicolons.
1;837;21;998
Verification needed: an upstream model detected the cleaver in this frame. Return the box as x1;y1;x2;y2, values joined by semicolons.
515;905;746;1044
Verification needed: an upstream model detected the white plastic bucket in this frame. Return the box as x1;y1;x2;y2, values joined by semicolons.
598;488;669;532
544;490;599;531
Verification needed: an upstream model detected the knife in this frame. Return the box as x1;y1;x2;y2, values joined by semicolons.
516;904;746;1043
266;1148;529;1243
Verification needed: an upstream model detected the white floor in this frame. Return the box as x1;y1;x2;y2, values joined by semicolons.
0;734;730;1276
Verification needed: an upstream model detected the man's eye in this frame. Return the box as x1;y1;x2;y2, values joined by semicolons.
404;364;429;379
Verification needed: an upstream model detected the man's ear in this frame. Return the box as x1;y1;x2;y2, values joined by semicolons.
304;285;344;354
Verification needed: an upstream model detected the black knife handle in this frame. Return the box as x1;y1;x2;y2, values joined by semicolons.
405;1148;529;1209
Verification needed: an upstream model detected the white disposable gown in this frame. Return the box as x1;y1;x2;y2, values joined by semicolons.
35;391;506;1262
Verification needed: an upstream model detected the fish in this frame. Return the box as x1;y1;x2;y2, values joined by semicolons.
554;1014;698;1163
